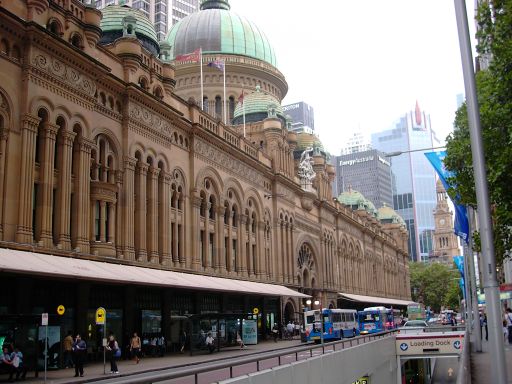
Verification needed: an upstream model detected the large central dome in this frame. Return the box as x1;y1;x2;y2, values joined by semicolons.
166;0;277;67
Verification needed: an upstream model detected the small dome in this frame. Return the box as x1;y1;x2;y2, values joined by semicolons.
337;188;377;217
378;204;406;227
166;0;277;67
99;5;159;55
232;86;284;124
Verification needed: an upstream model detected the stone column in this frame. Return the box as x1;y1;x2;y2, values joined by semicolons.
279;221;286;283
286;223;293;284
191;193;202;270
216;205;226;272
16;115;40;244
227;209;233;272
108;201;115;244
115;170;123;258
257;221;265;278
135;162;148;262
122;157;136;260
73;137;93;254
178;203;186;266
172;194;179;264
54;130;76;250
159;172;171;265
36;121;58;247
239;214;248;276
147;166;160;263
99;200;106;242
0;128;9;238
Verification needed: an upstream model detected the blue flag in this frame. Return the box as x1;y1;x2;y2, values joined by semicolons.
424;151;469;243
453;255;465;300
207;60;225;72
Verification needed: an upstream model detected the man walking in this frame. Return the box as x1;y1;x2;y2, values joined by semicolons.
72;334;86;378
62;331;74;368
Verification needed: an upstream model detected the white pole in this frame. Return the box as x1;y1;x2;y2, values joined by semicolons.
44;324;47;383
242;98;246;138
200;47;203;110
223;61;227;124
453;0;507;382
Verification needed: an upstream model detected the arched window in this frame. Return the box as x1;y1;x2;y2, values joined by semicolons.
203;96;208;112
70;33;82;49
90;134;118;251
139;77;148;90
215;95;222;118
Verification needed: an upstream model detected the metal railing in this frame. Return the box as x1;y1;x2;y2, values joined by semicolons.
100;331;394;384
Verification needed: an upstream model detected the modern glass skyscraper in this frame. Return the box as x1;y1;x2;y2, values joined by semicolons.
94;0;199;41
372;102;440;262
282;101;315;134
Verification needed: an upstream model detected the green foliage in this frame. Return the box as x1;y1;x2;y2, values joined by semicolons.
444;0;512;263
409;262;461;313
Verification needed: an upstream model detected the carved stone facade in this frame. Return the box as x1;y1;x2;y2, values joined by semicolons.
0;0;410;332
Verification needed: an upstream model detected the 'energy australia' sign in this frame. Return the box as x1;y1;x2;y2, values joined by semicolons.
242;319;258;345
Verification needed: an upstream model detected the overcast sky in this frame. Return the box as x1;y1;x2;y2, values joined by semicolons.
229;0;477;155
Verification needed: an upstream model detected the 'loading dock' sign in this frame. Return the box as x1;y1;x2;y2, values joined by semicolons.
396;332;464;356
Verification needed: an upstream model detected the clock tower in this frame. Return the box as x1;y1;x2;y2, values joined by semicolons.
432;179;460;264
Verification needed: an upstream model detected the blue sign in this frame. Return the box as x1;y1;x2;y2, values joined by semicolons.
424;151;469;243
453;340;461;349
242;319;257;345
400;343;408;351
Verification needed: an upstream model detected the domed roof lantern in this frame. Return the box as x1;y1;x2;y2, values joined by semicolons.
200;0;231;10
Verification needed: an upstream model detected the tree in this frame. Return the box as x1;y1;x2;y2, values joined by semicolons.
444;0;512;263
409;262;461;313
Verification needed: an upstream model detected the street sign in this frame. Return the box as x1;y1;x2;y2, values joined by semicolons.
253;307;259;315
396;331;465;356
95;307;106;325
57;305;65;315
41;313;48;326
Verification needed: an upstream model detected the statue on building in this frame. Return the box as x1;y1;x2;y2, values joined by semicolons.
298;147;316;191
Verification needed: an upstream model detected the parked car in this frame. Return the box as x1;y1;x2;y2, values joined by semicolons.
397;320;429;334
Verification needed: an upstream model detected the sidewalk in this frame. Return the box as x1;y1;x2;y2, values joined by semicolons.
471;334;512;383
2;339;302;384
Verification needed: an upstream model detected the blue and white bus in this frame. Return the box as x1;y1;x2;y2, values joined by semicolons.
357;306;400;334
304;308;358;343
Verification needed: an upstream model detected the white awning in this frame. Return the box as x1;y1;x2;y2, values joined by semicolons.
338;292;414;306
0;248;309;298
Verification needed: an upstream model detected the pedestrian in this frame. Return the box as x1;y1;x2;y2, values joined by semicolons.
505;308;512;344
12;347;27;381
483;313;488;341
179;331;187;353
236;331;246;349
157;334;165;357
1;346;15;382
272;323;279;342
286;321;294;339
106;335;120;374
205;332;215;353
72;334;86;378
130;332;141;363
62;331;74;368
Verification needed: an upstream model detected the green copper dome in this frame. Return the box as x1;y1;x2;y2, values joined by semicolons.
378;204;406;227
232;86;284;124
337;189;378;217
166;0;277;67
99;5;159;55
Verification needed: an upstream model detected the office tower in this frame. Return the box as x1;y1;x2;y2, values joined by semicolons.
332;149;393;208
342;131;371;155
372;101;440;262
282;102;315;134
94;0;199;41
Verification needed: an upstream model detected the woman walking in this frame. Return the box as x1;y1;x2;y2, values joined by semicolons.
106;335;120;374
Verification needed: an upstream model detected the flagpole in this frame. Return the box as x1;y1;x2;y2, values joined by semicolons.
223;61;227;124
200;47;203;111
242;95;246;138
